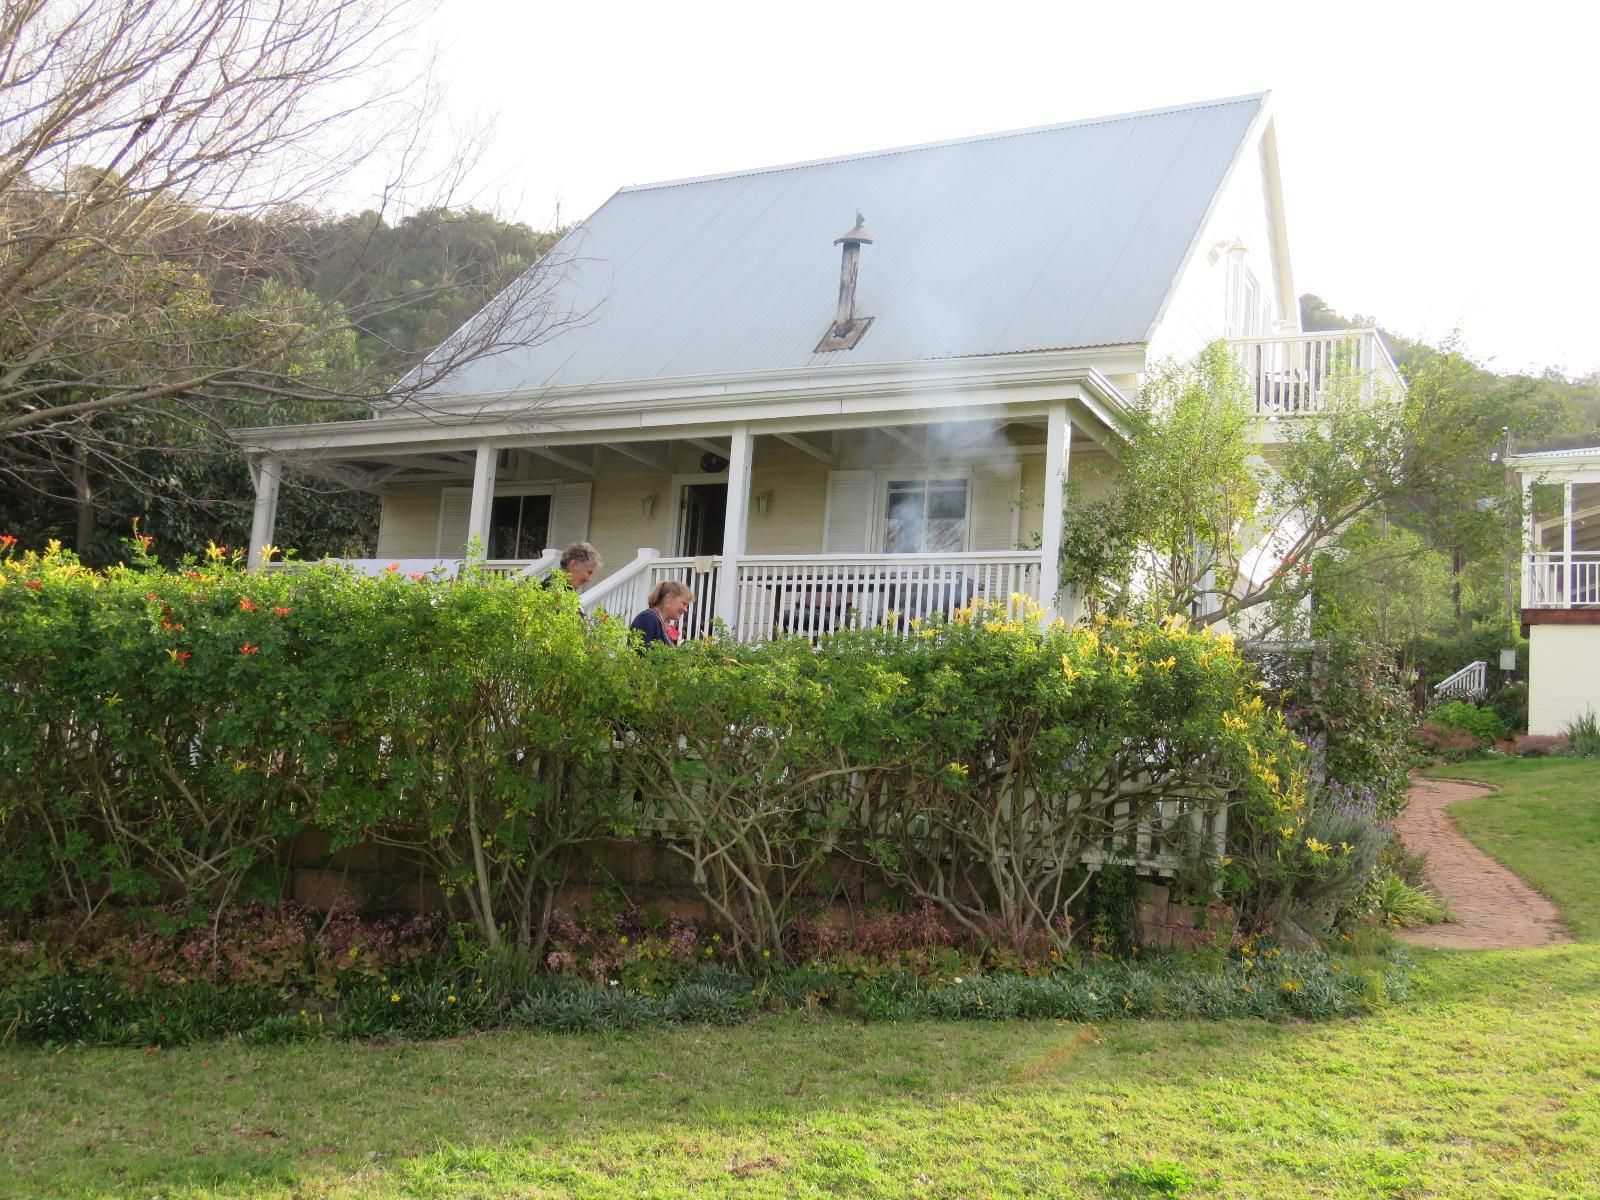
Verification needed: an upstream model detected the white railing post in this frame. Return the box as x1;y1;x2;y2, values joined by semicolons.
715;425;753;631
581;548;661;616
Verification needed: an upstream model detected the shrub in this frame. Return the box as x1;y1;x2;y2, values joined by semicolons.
1430;701;1507;746
1565;709;1600;758
1488;682;1529;733
1509;733;1568;758
1370;873;1449;928
1416;720;1484;762
828;610;1308;954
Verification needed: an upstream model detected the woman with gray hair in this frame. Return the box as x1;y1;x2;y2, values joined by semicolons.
545;542;601;590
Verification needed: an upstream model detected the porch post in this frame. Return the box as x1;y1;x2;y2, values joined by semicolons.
1563;479;1574;608
467;441;497;557
247;455;281;570
715;424;753;632
1522;477;1535;607
1038;402;1071;619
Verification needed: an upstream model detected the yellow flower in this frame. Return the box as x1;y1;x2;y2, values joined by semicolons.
947;761;969;777
1280;980;1302;993
390;992;400;1003
1154;656;1177;670
447;995;457;1003
1304;836;1331;854
618;936;629;946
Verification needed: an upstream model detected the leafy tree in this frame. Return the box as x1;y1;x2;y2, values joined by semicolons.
1060;338;1550;641
0;3;580;560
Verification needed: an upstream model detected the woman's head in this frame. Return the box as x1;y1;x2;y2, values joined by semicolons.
648;579;693;620
559;541;602;588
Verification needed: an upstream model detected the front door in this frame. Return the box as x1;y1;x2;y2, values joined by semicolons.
678;483;727;557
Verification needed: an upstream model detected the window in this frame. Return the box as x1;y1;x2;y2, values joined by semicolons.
488;492;551;559
884;478;968;553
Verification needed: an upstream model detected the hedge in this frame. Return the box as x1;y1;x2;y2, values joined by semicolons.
1;541;1320;960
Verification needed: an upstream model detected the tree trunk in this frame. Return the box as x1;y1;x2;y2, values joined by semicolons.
72;433;93;556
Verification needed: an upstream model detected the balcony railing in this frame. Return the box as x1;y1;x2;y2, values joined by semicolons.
1230;329;1403;417
584;550;1046;643
1524;552;1600;609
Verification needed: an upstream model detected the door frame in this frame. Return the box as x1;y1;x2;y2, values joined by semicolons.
671;471;728;556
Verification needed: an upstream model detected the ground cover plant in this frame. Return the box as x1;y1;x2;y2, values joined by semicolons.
3;901;1597;1196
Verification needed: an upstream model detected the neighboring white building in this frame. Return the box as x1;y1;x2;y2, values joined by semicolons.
238;93;1400;638
1511;447;1600;734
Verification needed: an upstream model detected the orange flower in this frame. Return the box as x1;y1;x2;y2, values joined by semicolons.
23;580;42;590
273;605;292;617
240;642;259;655
1;534;19;550
239;597;258;612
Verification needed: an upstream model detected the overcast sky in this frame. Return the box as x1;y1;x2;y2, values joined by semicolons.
379;0;1598;378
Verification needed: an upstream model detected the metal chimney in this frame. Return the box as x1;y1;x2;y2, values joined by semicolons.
816;210;874;352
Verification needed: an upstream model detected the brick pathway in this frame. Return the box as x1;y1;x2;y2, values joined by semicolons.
1389;777;1572;949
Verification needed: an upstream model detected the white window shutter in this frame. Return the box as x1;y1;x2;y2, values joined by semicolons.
970;463;1021;550
548;481;592;548
436;487;472;557
823;470;875;553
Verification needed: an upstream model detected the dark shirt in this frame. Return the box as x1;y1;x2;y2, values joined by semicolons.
629;608;678;648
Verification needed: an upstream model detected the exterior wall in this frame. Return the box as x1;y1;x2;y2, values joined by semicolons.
374;483;448;558
1528;624;1600;735
372;427;1121;583
1144;131;1290;370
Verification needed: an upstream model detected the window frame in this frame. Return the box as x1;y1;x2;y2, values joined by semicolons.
875;470;973;555
487;483;556;560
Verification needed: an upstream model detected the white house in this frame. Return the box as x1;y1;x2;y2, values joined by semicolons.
238;93;1400;639
1511;446;1600;734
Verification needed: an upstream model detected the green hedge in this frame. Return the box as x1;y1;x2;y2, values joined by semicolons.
1;543;1320;958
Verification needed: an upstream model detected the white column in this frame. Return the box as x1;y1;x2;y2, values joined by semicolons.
467;442;498;558
714;425;753;632
1563;480;1574;609
1037;402;1071;620
1522;478;1535;607
247;456;282;570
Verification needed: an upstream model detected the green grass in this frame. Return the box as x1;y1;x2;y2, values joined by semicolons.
1429;757;1600;939
5;759;1600;1199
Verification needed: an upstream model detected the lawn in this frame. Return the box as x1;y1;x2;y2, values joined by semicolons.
5;760;1600;1200
1428;757;1600;940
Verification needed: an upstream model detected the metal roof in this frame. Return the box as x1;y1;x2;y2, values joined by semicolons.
423;94;1266;398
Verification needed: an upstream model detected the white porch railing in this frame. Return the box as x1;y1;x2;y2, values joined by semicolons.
1434;661;1488;703
1230;329;1403;416
261;553;557;579
587;551;1045;643
1524;552;1600;608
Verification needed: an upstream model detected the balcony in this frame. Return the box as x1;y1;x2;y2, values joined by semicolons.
1230;329;1404;418
1523;552;1600;610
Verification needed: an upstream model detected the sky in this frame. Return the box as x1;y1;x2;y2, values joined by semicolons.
363;0;1599;379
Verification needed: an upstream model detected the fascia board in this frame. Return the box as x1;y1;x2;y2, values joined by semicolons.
1141;92;1272;345
234;350;1139;454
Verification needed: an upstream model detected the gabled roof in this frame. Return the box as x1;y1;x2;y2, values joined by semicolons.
425;94;1268;399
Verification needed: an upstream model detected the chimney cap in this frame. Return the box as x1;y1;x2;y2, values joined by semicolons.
833;209;873;246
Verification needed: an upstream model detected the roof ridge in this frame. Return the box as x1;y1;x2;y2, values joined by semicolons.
616;93;1268;195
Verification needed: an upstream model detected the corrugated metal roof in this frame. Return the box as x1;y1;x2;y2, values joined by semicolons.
425;94;1265;397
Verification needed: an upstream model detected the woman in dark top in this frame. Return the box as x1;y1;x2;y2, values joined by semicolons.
630;580;693;648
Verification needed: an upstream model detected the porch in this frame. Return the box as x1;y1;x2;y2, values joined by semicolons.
580;549;1045;641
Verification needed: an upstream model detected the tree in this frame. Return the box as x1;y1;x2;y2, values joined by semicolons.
1060;339;1550;641
0;2;582;557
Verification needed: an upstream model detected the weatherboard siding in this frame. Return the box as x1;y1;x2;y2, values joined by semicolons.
1145;129;1286;371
